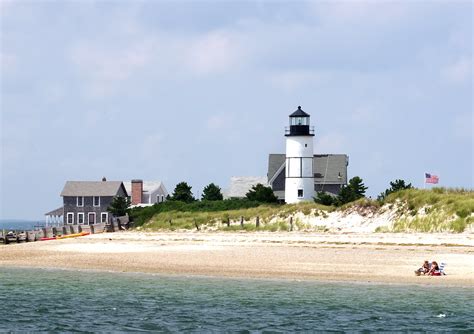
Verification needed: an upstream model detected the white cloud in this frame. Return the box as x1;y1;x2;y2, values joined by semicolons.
70;40;152;81
314;132;347;153
0;52;17;75
452;112;473;140
69;38;154;97
350;104;381;124
309;1;408;26
206;114;235;130
441;56;472;83
140;133;164;160
267;70;327;93
0;0;14;14
185;30;246;75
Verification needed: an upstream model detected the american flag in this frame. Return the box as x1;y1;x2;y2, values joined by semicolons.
425;173;439;184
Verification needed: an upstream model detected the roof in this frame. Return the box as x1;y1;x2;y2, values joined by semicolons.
267;154;286;182
313;154;348;184
44;207;63;216
60;181;127;197
224;176;268;198
289;106;310;117
123;181;167;194
267;154;348;185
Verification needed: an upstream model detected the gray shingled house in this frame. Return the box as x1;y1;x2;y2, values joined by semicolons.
60;181;128;225
267;154;349;200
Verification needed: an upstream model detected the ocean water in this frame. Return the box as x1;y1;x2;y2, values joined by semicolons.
0;220;43;231
0;268;472;332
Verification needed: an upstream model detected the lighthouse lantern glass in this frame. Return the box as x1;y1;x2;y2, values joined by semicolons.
290;116;309;126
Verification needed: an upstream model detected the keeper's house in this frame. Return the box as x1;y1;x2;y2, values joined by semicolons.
60;180;128;225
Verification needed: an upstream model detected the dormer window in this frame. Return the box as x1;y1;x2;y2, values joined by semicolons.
77;196;84;207
93;196;100;207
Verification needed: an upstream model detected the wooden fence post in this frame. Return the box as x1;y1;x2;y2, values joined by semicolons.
226;217;230;227
194;219;200;231
240;216;244;229
290;217;293;232
256;216;260;228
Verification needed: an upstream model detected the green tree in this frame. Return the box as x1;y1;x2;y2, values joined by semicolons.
245;183;278;203
107;196;131;216
378;179;413;201
313;191;336;206
338;176;368;205
171;182;195;203
201;183;223;201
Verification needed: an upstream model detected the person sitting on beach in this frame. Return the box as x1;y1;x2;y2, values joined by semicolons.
415;260;431;276
428;261;441;276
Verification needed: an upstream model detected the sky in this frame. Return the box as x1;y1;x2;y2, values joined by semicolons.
0;0;472;220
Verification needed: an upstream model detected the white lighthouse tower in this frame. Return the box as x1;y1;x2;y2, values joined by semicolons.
284;106;315;203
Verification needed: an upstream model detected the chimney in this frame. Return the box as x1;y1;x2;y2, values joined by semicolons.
131;179;143;205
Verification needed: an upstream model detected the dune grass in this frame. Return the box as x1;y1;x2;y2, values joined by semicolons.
141;202;332;232
383;188;474;233
135;188;473;233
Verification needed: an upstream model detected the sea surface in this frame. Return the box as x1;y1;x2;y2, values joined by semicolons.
0;268;472;332
0;219;44;231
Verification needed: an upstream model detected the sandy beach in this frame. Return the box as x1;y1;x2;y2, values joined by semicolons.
1;231;473;287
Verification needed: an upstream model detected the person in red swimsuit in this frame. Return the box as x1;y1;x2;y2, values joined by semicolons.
428;261;441;276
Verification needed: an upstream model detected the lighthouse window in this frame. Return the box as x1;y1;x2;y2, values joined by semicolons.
297;189;304;198
291;117;308;126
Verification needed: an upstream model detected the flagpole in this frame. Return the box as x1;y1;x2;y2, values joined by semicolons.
423;173;426;190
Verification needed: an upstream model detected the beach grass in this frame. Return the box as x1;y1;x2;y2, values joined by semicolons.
383;188;474;233
135;188;473;233
142;202;332;231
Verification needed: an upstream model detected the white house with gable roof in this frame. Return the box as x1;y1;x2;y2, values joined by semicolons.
123;180;169;207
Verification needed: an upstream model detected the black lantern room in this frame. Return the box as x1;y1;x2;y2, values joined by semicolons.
285;106;315;136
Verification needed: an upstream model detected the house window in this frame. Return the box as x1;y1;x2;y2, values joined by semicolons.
297;189;304;198
67;213;74;225
87;212;96;225
77;213;84;225
93;196;100;207
77;196;84;207
101;212;108;224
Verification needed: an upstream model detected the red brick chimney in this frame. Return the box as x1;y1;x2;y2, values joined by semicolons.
131;179;143;205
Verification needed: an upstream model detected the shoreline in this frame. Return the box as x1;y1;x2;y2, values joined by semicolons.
1;231;473;287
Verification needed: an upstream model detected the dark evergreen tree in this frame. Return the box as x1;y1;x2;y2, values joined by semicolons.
337;176;368;205
201;183;223;201
107;196;131;216
171;182;195;203
378;179;413;201
313;191;336;206
245;183;278;203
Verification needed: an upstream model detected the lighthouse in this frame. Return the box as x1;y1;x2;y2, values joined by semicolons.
284;106;315;203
